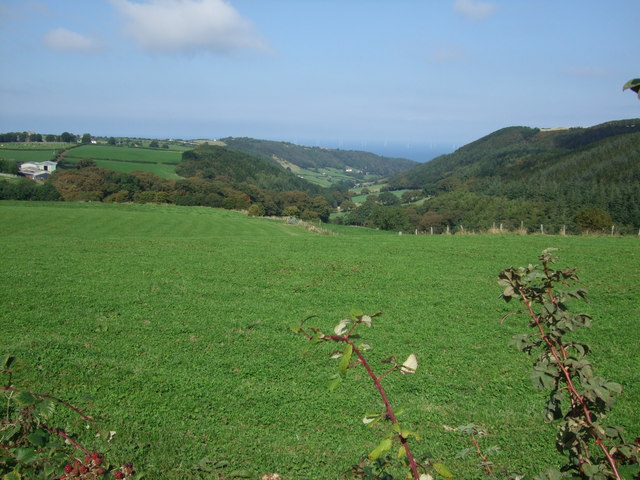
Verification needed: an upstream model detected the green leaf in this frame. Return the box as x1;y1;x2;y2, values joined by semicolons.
14;392;37;406
530;365;557;390
14;447;38;463
533;467;565;480
433;461;454;479
2;472;23;480
623;78;640;97
338;344;353;375
310;330;324;344
2;354;16;370
0;423;20;443
368;438;393;460
34;398;56;419
27;429;50;447
327;374;342;392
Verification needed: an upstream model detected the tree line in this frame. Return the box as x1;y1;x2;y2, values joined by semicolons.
0;165;344;222
0;131;86;143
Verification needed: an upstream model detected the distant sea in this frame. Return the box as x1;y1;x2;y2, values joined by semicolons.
293;139;458;163
356;141;457;163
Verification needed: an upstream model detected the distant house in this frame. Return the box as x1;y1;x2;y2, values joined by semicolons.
19;161;57;180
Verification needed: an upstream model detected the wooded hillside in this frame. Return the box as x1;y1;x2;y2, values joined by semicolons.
373;119;640;234
219;137;418;176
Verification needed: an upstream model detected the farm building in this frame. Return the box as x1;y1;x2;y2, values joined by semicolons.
19;161;57;180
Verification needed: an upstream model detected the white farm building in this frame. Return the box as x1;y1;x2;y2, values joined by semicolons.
19;161;58;180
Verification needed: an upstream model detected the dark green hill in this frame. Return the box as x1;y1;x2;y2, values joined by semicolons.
176;144;322;194
359;119;640;234
218;137;418;177
390;119;640;189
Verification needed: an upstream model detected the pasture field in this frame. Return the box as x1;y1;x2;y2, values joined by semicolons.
72;158;183;179
65;145;183;164
0;149;59;163
287;166;373;188
63;145;184;179
1;201;638;479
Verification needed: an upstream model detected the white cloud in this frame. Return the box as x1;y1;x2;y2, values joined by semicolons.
454;0;497;21
43;28;101;53
110;0;271;55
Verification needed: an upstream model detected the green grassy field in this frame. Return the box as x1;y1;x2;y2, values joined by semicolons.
66;145;183;164
1;201;638;479
73;158;183;179
0;149;59;163
62;145;185;179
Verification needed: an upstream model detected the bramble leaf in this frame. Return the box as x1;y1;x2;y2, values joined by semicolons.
334;319;350;335
401;354;418;374
14;392;37;406
27;429;50;447
327;374;342;392
2;354;16;370
338;344;353;375
362;413;381;425
14;447;38;463
368;438;393;460
531;365;558;390
433;461;454;478
2;472;22;480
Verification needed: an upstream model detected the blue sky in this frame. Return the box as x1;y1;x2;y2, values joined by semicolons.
1;0;638;159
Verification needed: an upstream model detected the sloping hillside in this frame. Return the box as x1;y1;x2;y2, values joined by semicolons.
389;119;640;189
340;119;640;233
218;137;418;176
176;144;322;194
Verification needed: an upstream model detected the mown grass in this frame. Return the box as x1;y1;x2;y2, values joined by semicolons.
0;149;59;162
1;201;638;479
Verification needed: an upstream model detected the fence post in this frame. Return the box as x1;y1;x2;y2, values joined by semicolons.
540;224;544;235
611;225;615;236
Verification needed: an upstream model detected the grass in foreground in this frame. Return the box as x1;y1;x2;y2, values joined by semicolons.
1;201;638;479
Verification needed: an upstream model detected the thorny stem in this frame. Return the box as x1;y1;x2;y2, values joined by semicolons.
38;424;89;454
470;432;495;477
0;385;95;422
519;291;622;479
324;334;422;480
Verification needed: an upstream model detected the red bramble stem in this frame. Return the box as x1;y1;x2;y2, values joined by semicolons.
519;291;622;480
324;333;422;480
